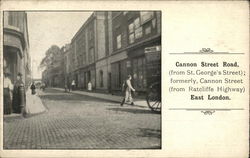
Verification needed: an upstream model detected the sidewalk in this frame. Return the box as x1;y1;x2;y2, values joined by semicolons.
4;89;47;119
53;88;149;108
25;89;47;116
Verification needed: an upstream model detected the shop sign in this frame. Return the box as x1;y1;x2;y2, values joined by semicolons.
145;46;161;53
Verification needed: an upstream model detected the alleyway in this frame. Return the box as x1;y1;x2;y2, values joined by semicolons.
4;88;161;149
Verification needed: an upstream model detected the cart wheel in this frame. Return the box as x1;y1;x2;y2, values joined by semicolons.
146;90;161;113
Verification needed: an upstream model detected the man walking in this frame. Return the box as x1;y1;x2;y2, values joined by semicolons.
120;75;135;106
3;70;13;114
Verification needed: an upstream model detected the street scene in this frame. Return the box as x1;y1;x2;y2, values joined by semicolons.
3;11;161;149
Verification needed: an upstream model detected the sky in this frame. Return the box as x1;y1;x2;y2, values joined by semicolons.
27;12;92;79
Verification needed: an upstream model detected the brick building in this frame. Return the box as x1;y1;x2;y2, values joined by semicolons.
42;11;161;94
110;11;161;92
3;11;31;88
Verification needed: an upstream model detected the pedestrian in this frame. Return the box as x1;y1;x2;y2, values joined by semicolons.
120;75;135;106
64;83;68;92
43;83;46;91
67;80;71;92
12;72;26;113
3;70;13;115
71;80;76;91
30;82;36;95
88;81;92;91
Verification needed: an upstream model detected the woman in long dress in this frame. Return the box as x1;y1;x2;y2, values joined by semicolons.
4;71;13;114
30;82;36;95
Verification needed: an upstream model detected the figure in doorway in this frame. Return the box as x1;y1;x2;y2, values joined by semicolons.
88;81;92;91
71;80;76;91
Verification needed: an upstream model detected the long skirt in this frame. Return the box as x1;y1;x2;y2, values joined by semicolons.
4;88;12;114
12;90;21;113
31;89;36;95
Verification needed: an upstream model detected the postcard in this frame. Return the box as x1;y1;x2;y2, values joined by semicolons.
0;1;249;158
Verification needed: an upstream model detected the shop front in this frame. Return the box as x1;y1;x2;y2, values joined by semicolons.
110;51;128;92
78;64;96;90
127;42;161;92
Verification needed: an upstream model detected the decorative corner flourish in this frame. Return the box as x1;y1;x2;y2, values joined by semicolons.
201;110;215;115
199;48;214;53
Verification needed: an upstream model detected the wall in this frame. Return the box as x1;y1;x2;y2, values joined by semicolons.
3;11;30;87
96;13;106;60
96;59;108;89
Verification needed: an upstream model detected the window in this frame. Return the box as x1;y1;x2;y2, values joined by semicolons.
123;11;128;15
132;57;147;89
145;25;151;35
134;17;140;29
116;34;121;49
8;12;19;28
140;11;154;24
128;22;135;44
135;26;142;39
83;51;86;65
89;48;94;63
129;34;135;44
99;70;103;87
152;18;156;28
128;23;134;33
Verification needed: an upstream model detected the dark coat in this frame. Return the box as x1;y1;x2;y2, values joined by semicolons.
12;79;25;113
30;84;36;95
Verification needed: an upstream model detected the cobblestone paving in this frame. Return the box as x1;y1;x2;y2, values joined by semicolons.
4;88;161;149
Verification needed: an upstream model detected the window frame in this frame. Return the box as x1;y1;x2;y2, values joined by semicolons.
116;34;122;49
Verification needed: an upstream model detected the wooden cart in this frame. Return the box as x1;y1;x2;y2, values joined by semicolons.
145;46;161;113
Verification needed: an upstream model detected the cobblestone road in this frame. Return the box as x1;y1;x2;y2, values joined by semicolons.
4;88;161;149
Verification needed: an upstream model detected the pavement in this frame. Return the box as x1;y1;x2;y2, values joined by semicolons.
3;88;161;149
3;89;47;118
52;87;149;108
25;89;48;116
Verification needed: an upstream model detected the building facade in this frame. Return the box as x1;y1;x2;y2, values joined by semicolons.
70;12;109;90
3;11;31;88
42;11;161;94
41;45;64;88
63;44;71;88
110;11;161;92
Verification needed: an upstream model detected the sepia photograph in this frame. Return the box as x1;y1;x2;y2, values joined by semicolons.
3;11;161;149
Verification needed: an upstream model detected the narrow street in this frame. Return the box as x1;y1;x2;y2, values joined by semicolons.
4;88;161;149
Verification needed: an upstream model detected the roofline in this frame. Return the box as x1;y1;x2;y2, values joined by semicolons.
71;12;96;42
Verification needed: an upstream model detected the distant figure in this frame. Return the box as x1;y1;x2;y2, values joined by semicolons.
43;83;46;91
71;80;76;91
4;70;13;114
120;75;135;106
40;82;45;91
67;80;71;92
64;84;68;92
88;81;92;91
30;82;36;95
12;73;26;113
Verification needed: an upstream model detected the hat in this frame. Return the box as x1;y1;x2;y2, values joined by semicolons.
17;72;23;76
